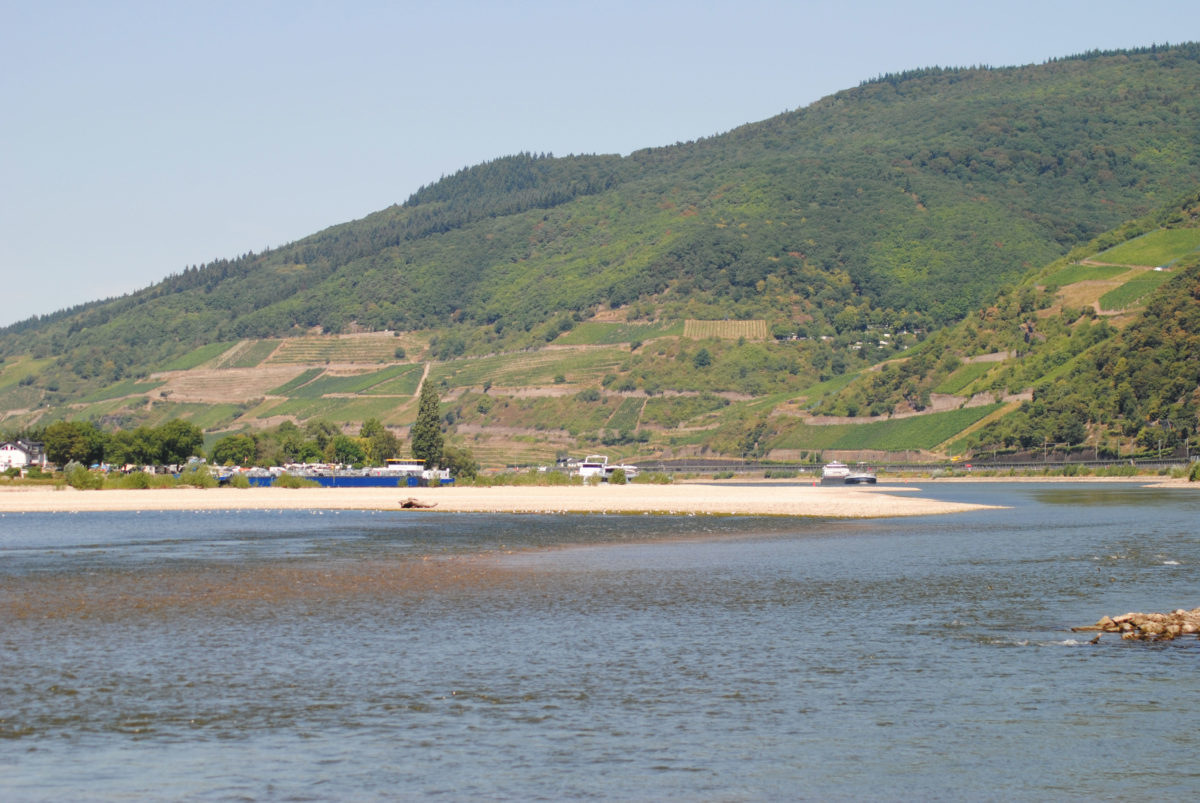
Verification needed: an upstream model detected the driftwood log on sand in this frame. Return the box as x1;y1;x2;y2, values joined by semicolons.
399;498;437;509
1073;607;1200;642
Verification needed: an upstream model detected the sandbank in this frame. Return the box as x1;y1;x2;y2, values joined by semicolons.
0;483;995;518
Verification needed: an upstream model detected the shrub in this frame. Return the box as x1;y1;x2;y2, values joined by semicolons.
631;471;672;484
177;464;218;488
1189;461;1200;482
228;472;252;489
63;462;104;490
608;468;627;484
273;473;321;488
116;471;153;489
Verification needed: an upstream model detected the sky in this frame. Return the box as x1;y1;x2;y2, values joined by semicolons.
2;0;1195;327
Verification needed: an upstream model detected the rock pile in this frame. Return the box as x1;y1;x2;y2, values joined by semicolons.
1074;607;1200;642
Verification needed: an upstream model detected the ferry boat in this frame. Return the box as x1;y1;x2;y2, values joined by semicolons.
821;461;850;483
843;464;877;484
821;461;877;484
573;455;640;482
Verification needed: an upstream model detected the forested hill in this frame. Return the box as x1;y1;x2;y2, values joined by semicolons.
5;44;1200;398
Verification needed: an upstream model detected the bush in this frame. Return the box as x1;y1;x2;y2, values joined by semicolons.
228;472;252;489
116;470;153;489
63;462;104;490
1189;461;1200;482
177;464;218;488
273;473;320;488
608;468;627;484
631;471;672;484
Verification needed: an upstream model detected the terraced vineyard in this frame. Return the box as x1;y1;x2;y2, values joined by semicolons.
556;321;683;345
282;365;418;398
222;340;281;368
1095;227;1200;267
604;397;645;431
683;320;768;340
429;347;627;390
1099;269;1179;311
266;333;404;364
159;366;309;402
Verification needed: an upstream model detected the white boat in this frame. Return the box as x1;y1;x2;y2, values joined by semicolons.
822;461;876;484
574;455;639;482
821;461;850;482
844;464;877;484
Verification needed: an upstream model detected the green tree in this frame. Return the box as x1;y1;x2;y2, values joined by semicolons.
211;433;258;466
106;426;159;466
155;419;205;465
304;419;340;453
411;381;444;468
43;421;105;466
359;417;400;465
440;444;478;480
327;433;367;466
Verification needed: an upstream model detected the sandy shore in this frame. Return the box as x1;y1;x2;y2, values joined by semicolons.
0;482;998;518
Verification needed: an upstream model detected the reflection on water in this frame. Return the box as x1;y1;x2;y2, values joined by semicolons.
2;484;1199;800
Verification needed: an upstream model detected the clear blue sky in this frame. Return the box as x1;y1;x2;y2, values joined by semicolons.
1;0;1193;327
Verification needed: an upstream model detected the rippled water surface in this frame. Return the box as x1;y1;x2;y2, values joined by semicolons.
2;483;1199;800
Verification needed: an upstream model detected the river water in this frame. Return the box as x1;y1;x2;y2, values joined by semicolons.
1;482;1198;801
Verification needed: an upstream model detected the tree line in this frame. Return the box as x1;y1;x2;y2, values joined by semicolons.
11;383;478;478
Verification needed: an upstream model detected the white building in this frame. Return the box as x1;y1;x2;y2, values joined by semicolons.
0;440;47;470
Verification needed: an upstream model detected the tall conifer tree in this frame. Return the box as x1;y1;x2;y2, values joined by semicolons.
411;381;444;468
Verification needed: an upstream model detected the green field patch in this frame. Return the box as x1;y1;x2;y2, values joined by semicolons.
604;397;645;431
71;397;145;421
285;365;414;398
773;404;1003;452
430;348;627;389
1096;228;1200;267
0;356;53;391
795;371;861;403
266;334;401;364
1099;270;1176;310
224;340;280;368
0;384;43;411
148;403;246;430
1044;263;1129;286
256;396;407;424
78;378;167;404
933;362;994;395
363;364;425;396
478;394;612;437
159;342;237;372
684;319;769;340
641;394;729;428
267;368;324;395
556;321;682;346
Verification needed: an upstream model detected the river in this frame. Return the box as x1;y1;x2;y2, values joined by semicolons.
1;482;1197;800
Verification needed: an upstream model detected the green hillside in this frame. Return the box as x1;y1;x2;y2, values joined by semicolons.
810;189;1200;461
4;45;1200;465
